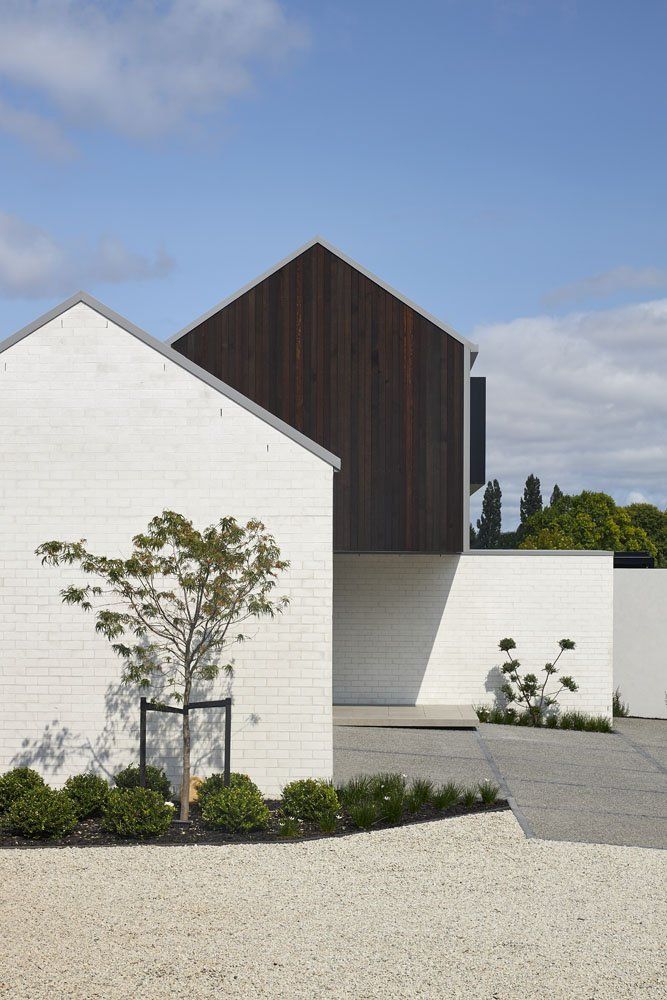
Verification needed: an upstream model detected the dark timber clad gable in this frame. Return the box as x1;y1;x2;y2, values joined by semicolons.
172;243;465;552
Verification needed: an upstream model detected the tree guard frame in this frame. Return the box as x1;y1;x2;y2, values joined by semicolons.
139;696;232;789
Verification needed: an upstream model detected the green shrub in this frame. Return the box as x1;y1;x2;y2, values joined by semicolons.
337;776;371;809
114;764;171;798
63;772;110;818
461;787;478;808
432;782;462;811
201;784;269;833
479;781;500;805
0;767;45;813
7;786;77;839
281;778;339;823
102;788;174;838
613;688;629;718
197;772;259;810
347;799;377;830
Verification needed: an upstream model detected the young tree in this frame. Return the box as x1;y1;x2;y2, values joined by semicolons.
520;474;543;526
36;511;289;821
498;637;577;725
476;479;502;549
550;483;564;506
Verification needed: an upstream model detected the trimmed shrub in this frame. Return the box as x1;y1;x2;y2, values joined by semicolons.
114;764;171;798
7;786;77;839
63;773;110;818
102;787;174;838
0;767;45;813
197;772;259;810
281;779;340;823
201;784;270;833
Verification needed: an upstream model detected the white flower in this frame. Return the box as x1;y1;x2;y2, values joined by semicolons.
165;800;175;808
383;796;390;801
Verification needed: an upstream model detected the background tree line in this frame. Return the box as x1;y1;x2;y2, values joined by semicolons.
470;475;667;566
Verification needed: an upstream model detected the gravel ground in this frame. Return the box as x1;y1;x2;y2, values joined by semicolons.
1;812;665;1000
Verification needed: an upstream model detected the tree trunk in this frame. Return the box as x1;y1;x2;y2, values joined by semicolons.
180;679;192;821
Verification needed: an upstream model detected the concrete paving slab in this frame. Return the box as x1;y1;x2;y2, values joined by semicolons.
333;719;667;848
333;704;477;727
525;805;667;850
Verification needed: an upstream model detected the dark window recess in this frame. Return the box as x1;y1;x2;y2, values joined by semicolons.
470;376;486;491
614;551;655;568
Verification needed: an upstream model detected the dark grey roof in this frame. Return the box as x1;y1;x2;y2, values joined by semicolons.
0;291;341;470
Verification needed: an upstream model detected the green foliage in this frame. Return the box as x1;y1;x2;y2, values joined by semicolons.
367;772;407;801
559;712;613;733
63;772;110;818
519;491;656;556
347;799;377;830
281;778;339;823
623;503;667;566
0;767;45;813
475;479;502;549
520;474;543;527
337;776;372;809
432;782;462;810
196;772;259;810
7;786;77;839
498;636;577;725
479;781;500;805
277;815;301;838
461;787;478;808
475;705;518;725
114;764;171;798
102;787;174;838
550;484;564;506
378;791;405;824
406;778;433;811
36;510;289;821
318;811;338;834
200;783;270;832
613;687;629;718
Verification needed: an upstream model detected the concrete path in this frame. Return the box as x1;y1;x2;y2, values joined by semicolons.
333;717;667;849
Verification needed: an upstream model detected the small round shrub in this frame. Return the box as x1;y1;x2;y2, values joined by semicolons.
7;786;77;839
281;779;340;823
0;767;45;813
114;764;171;798
197;772;259;809
102;787;174;839
63;772;110;818
201;784;270;833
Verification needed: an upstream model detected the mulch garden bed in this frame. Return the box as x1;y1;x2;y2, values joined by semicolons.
0;799;509;850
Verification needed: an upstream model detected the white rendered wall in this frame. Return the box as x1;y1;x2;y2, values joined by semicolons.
0;303;334;796
613;569;667;719
334;551;614;716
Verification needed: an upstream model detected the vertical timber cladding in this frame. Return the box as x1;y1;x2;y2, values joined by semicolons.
173;243;465;552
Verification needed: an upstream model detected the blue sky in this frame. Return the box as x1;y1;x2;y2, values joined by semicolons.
0;0;665;525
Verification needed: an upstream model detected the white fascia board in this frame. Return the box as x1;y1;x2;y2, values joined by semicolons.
167;236;479;355
0;291;341;471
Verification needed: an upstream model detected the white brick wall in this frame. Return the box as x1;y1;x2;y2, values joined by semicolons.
0;303;334;795
334;551;614;716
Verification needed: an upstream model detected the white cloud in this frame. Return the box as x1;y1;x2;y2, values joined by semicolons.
544;265;667;306
0;0;306;153
470;298;667;528
0;212;173;297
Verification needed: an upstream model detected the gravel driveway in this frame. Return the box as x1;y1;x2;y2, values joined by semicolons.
1;811;665;1000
